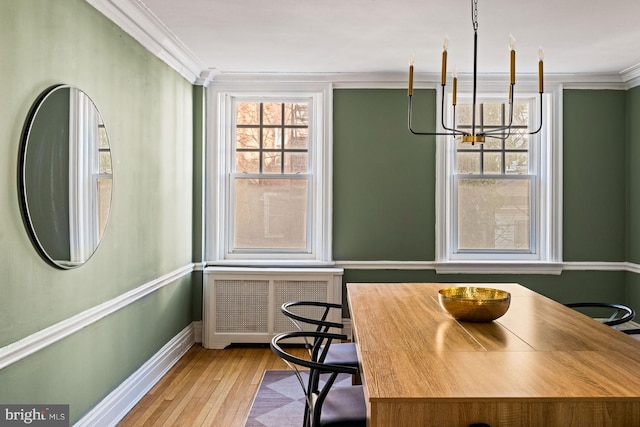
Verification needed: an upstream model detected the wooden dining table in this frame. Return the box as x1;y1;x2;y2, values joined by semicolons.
347;282;640;427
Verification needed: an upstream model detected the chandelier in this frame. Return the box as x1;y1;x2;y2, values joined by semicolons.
407;0;544;144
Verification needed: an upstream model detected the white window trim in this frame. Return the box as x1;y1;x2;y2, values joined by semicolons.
435;79;563;274
206;81;334;267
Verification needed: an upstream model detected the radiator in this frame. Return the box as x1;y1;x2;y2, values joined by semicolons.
203;267;344;349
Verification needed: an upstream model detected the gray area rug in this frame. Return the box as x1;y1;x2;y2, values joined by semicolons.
244;370;352;427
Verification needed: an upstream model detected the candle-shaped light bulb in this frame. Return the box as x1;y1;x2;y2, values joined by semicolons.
441;38;448;86
408;54;415;96
509;34;516;85
538;47;544;93
452;66;458;106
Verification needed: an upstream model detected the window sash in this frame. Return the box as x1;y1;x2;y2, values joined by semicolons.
233;100;310;175
229;174;312;255
452;174;536;255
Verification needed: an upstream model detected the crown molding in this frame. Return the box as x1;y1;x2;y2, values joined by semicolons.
212;71;631;91
621;63;640;89
195;69;217;87
85;0;205;83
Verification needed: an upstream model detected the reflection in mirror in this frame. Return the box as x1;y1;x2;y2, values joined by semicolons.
19;85;113;269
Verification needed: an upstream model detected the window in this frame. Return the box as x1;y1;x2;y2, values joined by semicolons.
436;89;561;273
207;82;332;265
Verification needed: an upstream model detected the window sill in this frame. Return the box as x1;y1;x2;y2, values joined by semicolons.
435;261;563;275
206;259;338;270
204;264;344;276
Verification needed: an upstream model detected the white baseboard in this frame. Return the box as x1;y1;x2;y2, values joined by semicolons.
74;323;195;427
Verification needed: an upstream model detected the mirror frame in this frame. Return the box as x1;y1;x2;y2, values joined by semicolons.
18;84;113;269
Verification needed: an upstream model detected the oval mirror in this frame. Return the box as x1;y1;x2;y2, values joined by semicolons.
18;85;113;269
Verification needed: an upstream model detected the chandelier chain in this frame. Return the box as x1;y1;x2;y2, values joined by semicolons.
472;0;478;31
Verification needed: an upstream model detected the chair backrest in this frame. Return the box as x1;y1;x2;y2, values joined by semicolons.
565;302;635;326
281;301;344;333
270;330;357;427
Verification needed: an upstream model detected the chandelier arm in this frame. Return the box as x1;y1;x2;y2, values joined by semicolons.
481;89;516;136
527;92;544;135
407;95;464;136
440;85;466;135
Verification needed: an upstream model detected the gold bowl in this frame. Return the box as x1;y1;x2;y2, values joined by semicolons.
438;287;511;322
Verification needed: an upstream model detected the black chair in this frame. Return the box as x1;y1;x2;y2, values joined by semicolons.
565;302;635;327
271;330;367;427
281;301;360;368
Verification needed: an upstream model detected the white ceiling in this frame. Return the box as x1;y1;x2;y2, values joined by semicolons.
131;0;640;79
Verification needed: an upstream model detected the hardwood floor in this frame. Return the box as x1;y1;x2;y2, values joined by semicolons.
117;343;307;427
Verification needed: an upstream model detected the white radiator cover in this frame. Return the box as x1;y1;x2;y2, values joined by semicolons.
203;267;344;349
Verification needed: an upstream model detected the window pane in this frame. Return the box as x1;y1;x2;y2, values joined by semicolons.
97;177;112;239
457;152;480;174
285;153;308;173
262;127;281;149
99;126;109;149
263;152;281;173
457;179;530;251
285;128;308;149
483;152;502;174
456;104;473;126
506;130;529;150
512;103;529;127
285;103;308;125
236;151;260;173
483;138;503;150
237;127;260;149
456;138;473;150
263;103;282;125
99;152;112;174
505;152;528;174
481;104;504;126
237;102;260;125
234;178;308;250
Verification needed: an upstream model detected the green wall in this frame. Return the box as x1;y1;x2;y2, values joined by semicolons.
626;86;640;309
333;88;632;311
563;90;627;261
333;89;436;261
0;0;194;423
342;270;627;305
627;86;640;263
